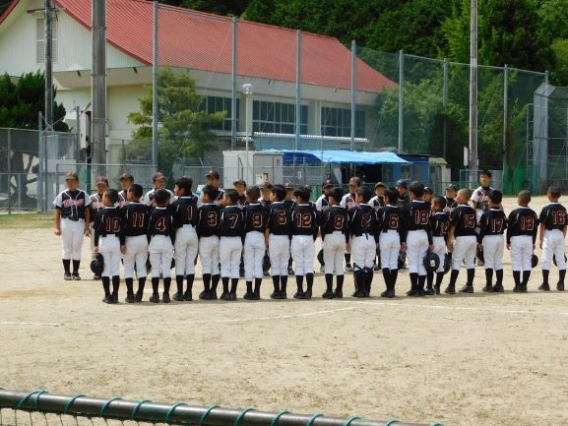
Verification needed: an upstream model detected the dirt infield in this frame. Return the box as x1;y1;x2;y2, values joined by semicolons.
1;196;568;426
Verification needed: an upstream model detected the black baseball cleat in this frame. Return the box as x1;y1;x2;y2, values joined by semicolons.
135;292;143;302
125;293;136;303
149;293;160;303
277;292;287;299
112;294;119;304
72;273;81;281
521;284;528;293
270;291;279;299
492;284;504;293
322;290;334;299
209;290;218;300
220;292;231;301
434;285;441;295
293;291;305;299
162;293;171;303
333;290;343;299
423;288;435;296
482;284;493;292
198;290;211;300
406;289;419;297
303;290;312;300
538;283;550;291
444;285;456;294
64;272;72;281
243;291;254;300
380;289;395;298
172;292;184;302
557;283;565;291
459;285;474;293
253;291;261;300
228;292;237;301
183;291;193;301
102;295;113;304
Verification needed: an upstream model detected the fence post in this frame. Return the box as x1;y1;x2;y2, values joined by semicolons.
7;128;11;215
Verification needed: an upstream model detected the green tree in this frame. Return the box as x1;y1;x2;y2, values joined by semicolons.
155;0;248;16
126;68;225;176
0;71;68;205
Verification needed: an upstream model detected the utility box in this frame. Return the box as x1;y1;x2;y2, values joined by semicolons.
223;151;284;188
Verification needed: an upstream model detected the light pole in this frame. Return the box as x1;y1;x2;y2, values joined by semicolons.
242;83;253;182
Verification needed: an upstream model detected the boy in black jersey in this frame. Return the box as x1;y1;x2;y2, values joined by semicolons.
478;190;507;293
405;181;433;297
290;187;319;299
538;186;567;291
233;179;248;209
445;188;477;294
379;187;407;298
348;186;380;298
265;185;291;299
444;184;458;214
320;187;349;298
507;190;539;293
171;177;199;301
147;189;175;303
243;186;268;300
260;182;273;276
197;185;222;300
93;189;126;304
123;184;149;302
428;196;450;295
218;189;245;300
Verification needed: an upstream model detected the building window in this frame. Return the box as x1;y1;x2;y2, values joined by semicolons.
252;101;308;134
36;19;58;64
202;96;238;131
321;107;365;137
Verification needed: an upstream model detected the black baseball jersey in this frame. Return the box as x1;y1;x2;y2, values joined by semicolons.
444;197;458;213
431;211;450;242
197;203;221;238
148;206;175;243
266;201;292;236
406;200;433;244
478;208;507;243
507;207;539;244
171;195;199;229
348;203;380;243
450;204;477;237
320;205;349;243
260;199;272;211
244;202;269;233
123;202;150;237
53;189;91;220
380;205;407;243
219;205;245;238
93;207;126;246
290;203;319;239
539;203;568;231
397;193;410;211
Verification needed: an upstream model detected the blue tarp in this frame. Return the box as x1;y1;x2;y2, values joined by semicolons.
266;150;410;165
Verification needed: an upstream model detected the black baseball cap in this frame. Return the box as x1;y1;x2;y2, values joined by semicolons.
374;182;386;189
206;169;220;179
284;182;294;190
395;179;408;189
322;179;334;188
119;172;134;181
65;172;78;181
233;179;247;186
446;184;457;191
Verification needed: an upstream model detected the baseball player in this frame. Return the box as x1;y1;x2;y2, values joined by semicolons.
196;184;222;300
265;185;292;299
320;187;349;298
197;169;225;207
118;172;134;207
538;185;567;291
284;183;297;276
395;179;410;210
370;182;386;211
89;176;109;279
259;182;273;276
444;184;458;214
348;186;380;298
445;188;478;294
233;179;248;209
144;172;175;207
147;189;175;303
379;187;407;298
122;183;150;302
477;190;507;293
53;172;91;280
315;179;335;273
470;170;494;223
243;186;269;300
507;190;539;293
290;187;319;299
341;177;361;272
171;176;199;301
429;196;450;295
93;188;126;304
218;189;245;300
404;181;433;297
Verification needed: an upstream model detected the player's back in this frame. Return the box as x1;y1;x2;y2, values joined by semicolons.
244;202;269;233
540;202;567;231
349;204;379;237
431;211;450;239
406;200;431;232
291;203;318;238
321;205;348;236
219;205;245;238
479;208;507;236
123;202;149;237
197;203;221;237
507;207;538;242
267;201;291;236
172;195;198;229
451;204;477;236
148;207;174;238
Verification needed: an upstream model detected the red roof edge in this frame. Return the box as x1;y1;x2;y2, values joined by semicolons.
0;0;22;25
